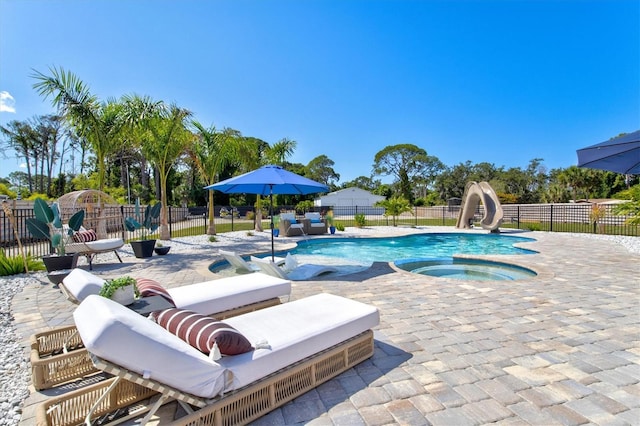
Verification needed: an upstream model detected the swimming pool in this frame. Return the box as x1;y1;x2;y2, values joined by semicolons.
211;233;537;280
291;233;536;261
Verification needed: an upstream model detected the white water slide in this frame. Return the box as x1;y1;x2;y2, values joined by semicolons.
455;181;504;232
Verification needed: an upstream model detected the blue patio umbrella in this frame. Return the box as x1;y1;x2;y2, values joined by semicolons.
577;130;640;175
204;165;329;261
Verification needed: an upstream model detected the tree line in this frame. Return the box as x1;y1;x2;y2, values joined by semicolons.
1;67;638;227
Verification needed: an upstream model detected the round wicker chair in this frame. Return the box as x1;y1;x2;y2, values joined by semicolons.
56;190;125;269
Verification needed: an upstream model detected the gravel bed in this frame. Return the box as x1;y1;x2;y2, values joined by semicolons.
1;227;638;425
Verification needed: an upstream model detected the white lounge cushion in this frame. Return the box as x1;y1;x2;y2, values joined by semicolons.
65;237;124;254
167;273;291;315
61;269;290;315
74;295;229;398
61;268;106;302
220;293;379;390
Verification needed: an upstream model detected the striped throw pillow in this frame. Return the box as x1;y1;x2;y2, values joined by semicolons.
135;278;175;306
155;308;253;359
72;229;97;243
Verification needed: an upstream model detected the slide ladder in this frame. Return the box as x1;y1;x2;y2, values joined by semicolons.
455;181;504;232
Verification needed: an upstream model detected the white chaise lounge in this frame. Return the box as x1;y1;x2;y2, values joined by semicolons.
251;254;337;281
38;292;379;426
218;249;284;274
60;268;291;315
32;269;291;390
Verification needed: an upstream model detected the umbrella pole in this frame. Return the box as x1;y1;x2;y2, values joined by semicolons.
269;189;275;262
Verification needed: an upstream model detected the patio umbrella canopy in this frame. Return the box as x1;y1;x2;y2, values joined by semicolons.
204;165;329;261
577;130;640;175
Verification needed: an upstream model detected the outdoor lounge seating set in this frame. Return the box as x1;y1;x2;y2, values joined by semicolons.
278;212;328;236
35;264;379;425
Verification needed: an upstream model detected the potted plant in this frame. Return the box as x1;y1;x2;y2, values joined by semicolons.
99;276;139;305
125;199;162;258
325;210;336;234
26;198;85;272
154;242;171;255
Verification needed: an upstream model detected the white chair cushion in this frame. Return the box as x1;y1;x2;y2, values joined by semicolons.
304;212;321;221
74;295;229;398
220;293;379;390
61;268;106;302
168;273;291;315
65;237;124;254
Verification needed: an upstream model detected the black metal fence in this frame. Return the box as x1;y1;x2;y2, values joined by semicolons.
1;202;637;259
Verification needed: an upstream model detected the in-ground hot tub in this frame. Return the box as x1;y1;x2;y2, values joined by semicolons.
395;258;537;281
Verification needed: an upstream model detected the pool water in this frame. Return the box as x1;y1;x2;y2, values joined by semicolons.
211;233;537;280
395;258;537;281
292;233;536;261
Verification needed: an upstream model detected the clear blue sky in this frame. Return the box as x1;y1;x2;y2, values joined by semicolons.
1;0;638;184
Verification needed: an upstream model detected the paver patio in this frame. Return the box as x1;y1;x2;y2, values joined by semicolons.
13;228;640;425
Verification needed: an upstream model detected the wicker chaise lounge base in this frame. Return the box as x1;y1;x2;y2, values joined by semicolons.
37;331;374;426
30;298;282;391
31;270;291;391
37;292;379;425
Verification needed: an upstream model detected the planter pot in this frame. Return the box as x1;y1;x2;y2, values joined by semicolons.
42;253;79;273
131;240;156;258
110;285;136;306
47;269;72;286
154;246;171;255
329;226;336;235
272;229;280;237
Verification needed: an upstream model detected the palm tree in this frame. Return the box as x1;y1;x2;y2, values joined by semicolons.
375;196;413;226
142;103;193;240
250;138;298;231
267;138;297;165
32;67;123;192
189;122;245;235
120;94;166;199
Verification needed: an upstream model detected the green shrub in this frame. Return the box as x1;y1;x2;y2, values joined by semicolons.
245;211;255;220
246;231;254;236
336;222;345;232
526;222;542;231
0;250;46;276
354;213;366;227
295;200;314;214
208;235;217;242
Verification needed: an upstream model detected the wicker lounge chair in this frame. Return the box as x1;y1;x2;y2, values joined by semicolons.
304;212;328;234
37;292;379;426
32;269;291;390
278;212;305;236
